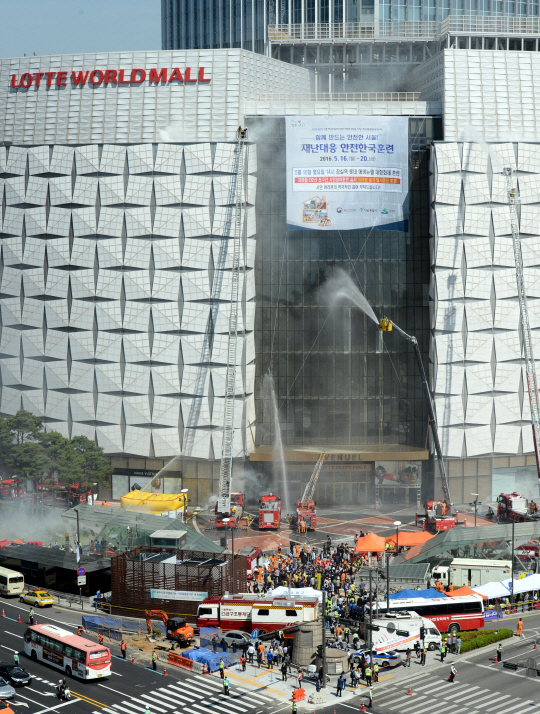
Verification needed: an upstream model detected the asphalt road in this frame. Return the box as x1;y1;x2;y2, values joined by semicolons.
0;599;288;714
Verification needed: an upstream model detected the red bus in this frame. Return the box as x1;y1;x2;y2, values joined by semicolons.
24;624;111;679
379;595;484;633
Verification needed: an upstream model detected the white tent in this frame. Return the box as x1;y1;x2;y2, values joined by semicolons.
500;573;540;595
471;581;510;599
266;586;323;602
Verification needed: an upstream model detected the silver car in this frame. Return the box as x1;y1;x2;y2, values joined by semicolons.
220;631;253;648
0;677;15;699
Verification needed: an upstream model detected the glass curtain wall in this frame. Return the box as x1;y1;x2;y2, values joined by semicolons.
248;115;440;449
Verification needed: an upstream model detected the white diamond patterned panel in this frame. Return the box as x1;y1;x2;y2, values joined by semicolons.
0;140;256;460
431;141;540;459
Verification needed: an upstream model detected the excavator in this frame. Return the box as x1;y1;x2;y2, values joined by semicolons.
144;610;194;647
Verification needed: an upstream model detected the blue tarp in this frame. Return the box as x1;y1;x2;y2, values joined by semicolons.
389;588;447;599
181;647;239;672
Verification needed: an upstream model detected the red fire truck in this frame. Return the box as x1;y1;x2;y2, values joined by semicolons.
258;494;281;529
497;492;539;522
416;500;458;533
196;593;319;635
215;492;244;528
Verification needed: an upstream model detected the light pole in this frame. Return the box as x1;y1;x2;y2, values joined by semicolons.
394;521;401;555
470;493;481;527
222;518;235;596
511;518;515;604
180;488;188;521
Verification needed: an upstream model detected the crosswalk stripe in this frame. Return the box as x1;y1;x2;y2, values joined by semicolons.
147;693;189;706
139;695;176;709
450;690;490;704
119;702;154;714
127;697;169;712
168;684;205;699
159;689;198;702
160;691;195;703
493;701;533;714
383;695;427;708
208;698;252;712
110;704;148;714
206;702;250;714
397;700;462;714
184;680;220;694
194;675;222;688
238;692;273;704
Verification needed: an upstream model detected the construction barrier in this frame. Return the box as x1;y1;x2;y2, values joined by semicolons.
167;651;205;674
292;689;305;702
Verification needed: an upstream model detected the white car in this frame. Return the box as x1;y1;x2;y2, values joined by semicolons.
220;631;253;648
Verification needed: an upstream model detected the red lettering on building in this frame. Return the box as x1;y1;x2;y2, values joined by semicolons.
104;69;118;85
89;70;104;85
72;71;89;86
9;67;211;89
130;69;146;83
168;67;184;82
149;68;168;83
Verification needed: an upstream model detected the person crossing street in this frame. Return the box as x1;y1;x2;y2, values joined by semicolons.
448;664;458;682
223;675;230;696
367;686;374;709
13;653;19;665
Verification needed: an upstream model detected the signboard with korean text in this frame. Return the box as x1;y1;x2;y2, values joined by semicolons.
286;116;409;231
150;588;208;602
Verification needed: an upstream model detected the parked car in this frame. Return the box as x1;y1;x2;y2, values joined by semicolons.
19;589;54;607
0;665;31;687
0;678;15;699
220;631;253;648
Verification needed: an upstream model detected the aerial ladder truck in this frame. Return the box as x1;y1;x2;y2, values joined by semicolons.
496;168;540;514
378;320;457;532
294;452;326;531
214;128;247;529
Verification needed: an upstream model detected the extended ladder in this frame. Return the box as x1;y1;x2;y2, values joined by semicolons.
300;452;326;508
216;133;246;513
503;168;540;491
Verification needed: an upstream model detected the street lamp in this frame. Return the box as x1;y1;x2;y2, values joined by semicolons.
222;518;235;597
469;493;481;527
394;521;402;555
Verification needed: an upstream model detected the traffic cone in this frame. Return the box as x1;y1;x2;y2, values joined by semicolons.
17;614;21;623
1;609;4;617
163;669;167;676
131;655;135;664
535;641;538;650
361;704;366;712
407;686;412;695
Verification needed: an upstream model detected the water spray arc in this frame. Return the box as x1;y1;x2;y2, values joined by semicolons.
261;371;290;514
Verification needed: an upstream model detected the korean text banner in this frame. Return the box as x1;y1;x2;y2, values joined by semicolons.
286;116;409;232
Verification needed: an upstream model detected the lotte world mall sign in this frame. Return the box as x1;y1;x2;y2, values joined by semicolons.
10;67;211;89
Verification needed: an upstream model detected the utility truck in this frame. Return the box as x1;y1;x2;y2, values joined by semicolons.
432;558;512;588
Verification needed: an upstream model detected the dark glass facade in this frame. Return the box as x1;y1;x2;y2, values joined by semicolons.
161;0;268;53
247;116;441;451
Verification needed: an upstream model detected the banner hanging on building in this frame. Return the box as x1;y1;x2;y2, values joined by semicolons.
286;116;409;232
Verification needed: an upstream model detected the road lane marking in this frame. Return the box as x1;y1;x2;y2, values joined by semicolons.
0;645;16;652
167;685;205;699
138;695;176;709
32;700;79;714
4;631;20;637
97;685;126;696
126;698;167;713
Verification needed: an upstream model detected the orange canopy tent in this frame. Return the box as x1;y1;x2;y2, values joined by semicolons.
354;532;386;553
385;531;434;548
450;585;488;600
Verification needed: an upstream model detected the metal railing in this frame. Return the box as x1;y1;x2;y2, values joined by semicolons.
269;17;540;42
256;91;422;102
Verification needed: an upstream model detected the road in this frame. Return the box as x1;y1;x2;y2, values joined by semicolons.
0;599;285;714
3;597;540;714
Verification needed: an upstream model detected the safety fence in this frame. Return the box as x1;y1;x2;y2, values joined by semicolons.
485;598;540;618
81;615;166;643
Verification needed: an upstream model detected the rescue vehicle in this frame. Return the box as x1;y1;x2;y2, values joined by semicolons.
196;593;319;635
416;500;458;533
497;492;540;522
215;492;244;528
258;494;281;529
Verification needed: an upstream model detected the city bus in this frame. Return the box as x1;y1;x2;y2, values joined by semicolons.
376;595;484;633
0;567;24;597
23;624;111;679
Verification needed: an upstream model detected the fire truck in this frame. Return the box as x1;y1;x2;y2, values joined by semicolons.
258;494;281;529
215;492;244;528
0;479;26;499
238;546;262;577
196;593;319;635
497;492;540;522
294;452;326;531
416;500;458;533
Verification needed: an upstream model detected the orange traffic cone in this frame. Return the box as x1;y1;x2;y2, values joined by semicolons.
163;668;167;676
131;655;135;664
1;609;4;617
407;686;412;696
361;703;366;712
17;614;21;623
535;641;538;650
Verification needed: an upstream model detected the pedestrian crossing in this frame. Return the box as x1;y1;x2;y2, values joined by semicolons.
95;673;275;714
370;670;540;714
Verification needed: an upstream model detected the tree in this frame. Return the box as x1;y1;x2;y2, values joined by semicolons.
60;435;113;488
7;442;51;489
6;410;44;445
